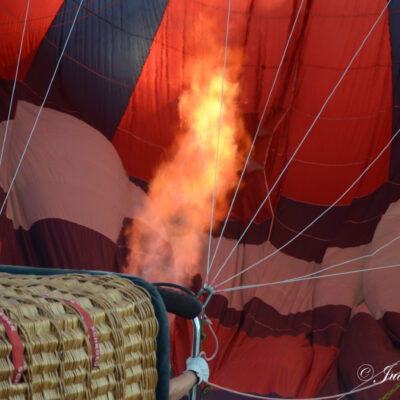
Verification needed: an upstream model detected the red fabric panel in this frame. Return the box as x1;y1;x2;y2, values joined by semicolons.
114;0;393;225
113;0;295;184
0;0;64;80
278;0;392;206
170;317;338;398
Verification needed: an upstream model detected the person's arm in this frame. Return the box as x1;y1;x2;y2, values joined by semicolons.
169;371;197;400
169;357;209;400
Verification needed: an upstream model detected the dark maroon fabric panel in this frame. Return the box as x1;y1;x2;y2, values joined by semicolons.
216;180;400;263
0;213;29;267
117;217;136;268
125;173;400;264
315;362;342;400
0;175;121;271
335;312;400;399
388;0;400;182
0;216;122;272
2;179;399;274
204;293;350;346
214;218;272;245
383;312;400;343
269;220;328;263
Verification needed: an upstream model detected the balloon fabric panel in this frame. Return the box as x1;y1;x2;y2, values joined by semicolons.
15;0;168;139
0;0;64;80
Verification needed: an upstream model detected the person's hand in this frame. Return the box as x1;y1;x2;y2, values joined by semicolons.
185;356;209;384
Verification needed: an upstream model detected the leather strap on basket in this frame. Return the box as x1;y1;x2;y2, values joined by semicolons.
42;294;100;369
0;309;24;383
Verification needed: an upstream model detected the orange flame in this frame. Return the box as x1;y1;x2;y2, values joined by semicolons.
126;38;250;285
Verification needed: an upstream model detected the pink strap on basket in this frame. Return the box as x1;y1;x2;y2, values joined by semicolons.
42;294;100;369
0;309;24;383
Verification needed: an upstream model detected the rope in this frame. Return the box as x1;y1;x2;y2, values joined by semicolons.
206;0;232;276
217;263;400;293
214;124;400;289
205;0;305;283
209;0;391;288
0;0;85;218
208;380;382;400
225;231;400;291
202;317;219;362
198;316;214;398
216;230;400;291
207;360;400;400
0;0;31;168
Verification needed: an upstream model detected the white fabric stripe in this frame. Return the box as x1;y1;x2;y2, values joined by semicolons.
0;101;147;243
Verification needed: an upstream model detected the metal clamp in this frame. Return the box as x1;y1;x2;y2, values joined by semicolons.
196;284;216;311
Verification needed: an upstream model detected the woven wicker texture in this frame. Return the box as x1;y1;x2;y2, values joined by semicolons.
0;273;159;400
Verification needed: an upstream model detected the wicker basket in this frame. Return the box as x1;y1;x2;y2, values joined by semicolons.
0;273;159;400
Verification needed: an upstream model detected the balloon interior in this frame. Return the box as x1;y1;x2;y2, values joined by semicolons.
1;1;400;399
